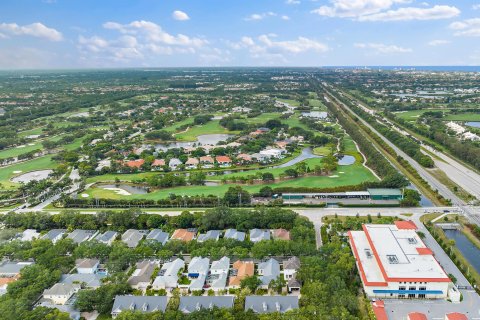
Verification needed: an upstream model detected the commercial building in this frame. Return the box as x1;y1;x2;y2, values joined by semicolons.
349;222;452;300
280;188;403;204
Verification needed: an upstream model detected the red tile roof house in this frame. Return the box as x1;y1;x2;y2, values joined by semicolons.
185;158;199;170
216;156;232;168
125;159;145;170
151;159;165;171
236;153;253;165
272;229;291;241
200;156;215;168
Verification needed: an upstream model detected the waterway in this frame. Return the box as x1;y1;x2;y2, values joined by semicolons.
272;147;322;168
444;229;480;274
465;121;480;128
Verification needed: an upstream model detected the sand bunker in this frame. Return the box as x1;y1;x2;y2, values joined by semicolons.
103;187;131;196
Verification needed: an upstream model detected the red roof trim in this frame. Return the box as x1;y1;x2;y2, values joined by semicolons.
395;220;418;230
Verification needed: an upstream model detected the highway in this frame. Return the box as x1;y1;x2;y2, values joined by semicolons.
324;86;480;225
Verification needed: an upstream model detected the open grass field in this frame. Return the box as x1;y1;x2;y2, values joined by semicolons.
281;114;310;130
443;113;480;121
18;127;45;138
308;99;327;110
313;146;331;156
243;113;280;124
84;162;378;200
0;155;57;189
164;118;194;133
0;142;43;159
394;109;432;121
174;120;237;141
278;98;300;107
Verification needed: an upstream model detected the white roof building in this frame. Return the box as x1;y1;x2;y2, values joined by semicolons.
349;222;452;299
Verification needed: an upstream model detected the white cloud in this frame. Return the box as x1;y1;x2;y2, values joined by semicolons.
449;18;480;37
311;0;459;22
358;5;460;21
286;0;300;4
427;39;450;46
0;22;63;41
172;10;190;21
281;15;291;20
354;42;412;54
102;20;207;47
244;12;277;21
230;34;329;60
473;4;480;10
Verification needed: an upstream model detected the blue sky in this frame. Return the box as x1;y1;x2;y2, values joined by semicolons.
0;0;479;68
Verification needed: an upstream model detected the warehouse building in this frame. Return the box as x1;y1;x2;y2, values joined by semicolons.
349;222;455;300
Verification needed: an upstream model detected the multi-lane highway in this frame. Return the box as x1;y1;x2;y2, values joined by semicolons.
324;86;480;225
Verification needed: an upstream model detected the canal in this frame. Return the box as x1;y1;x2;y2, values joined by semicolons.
444;229;480;274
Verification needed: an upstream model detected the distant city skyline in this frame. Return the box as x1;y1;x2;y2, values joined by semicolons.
1;0;479;69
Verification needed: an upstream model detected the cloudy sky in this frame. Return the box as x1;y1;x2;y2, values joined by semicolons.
0;0;479;68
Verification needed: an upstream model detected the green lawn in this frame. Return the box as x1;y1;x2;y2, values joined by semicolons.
174;120;236;141
281;114;310;130
444;113;480;121
278;99;300;107
84;162;377;200
164;118;194;133
313;146;331;156
308;99;327;110
243;113;280;124
18;127;45;138
0;142;43;159
0;155;57;189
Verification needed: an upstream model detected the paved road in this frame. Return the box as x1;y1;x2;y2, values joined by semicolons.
325;87;480;225
422;144;480;201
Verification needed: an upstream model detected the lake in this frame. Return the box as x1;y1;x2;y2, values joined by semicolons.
444;229;480;274
338;155;355;166
465;122;480;128
272;148;322;168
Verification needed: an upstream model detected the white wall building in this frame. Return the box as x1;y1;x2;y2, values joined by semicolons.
349;222;452;300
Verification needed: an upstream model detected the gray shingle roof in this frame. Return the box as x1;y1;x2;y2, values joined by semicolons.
75;258;99;269
127;260;156;286
0;261;34;275
179;296;234;313
60;273;105;288
224;229;245;241
146;229;169;245
249;229;270;243
121;229;146;248
112;295;168;314
43;283;80;296
67;230;97;244
95;231;118;244
258;258;280;286
197;230;221;242
283;256;300;270
245;296;299;313
41;229;67;242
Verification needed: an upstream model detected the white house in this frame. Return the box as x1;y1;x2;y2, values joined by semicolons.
75;259;100;274
43;283;81;305
152;258;185;291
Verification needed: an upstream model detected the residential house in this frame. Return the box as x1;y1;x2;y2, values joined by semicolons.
42;229;67;244
111;296;168;318
43;283;81;305
125;159;145;169
215;156;232;167
171;229;196;242
151;159;165;171
199;156;214;168
260;148;285;159
244;296;299;314
146;229;169;246
60;273;105;289
67;230;98;244
283;256;301;292
0;261;34;295
179;296;234;313
121;229;146;248
185;158;199;170
236;153;252;165
152;258;184;291
257;258;280;288
445;313;468;320
197;230;221;243
249;229;270;243
19;229;40;241
187;257;210;292
228;260;254;289
251;153;270;163
94;231;118;245
127;260;156;290
169;158;182;170
75;259;99;274
224;229;246;242
272;229;290;241
206;257;230;292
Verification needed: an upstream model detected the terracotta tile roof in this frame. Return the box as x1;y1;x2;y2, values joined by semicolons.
125;159;145;168
394;220;418;230
372;300;388;320
272;229;291;241
152;159;165;166
407;312;427;320
445;313;468;320
228;260;254;287
216;156;232;163
171;229;195;242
